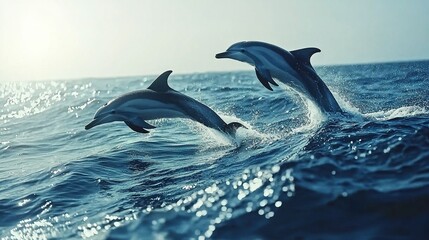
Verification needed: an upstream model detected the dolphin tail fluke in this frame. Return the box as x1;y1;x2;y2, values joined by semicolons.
224;122;247;135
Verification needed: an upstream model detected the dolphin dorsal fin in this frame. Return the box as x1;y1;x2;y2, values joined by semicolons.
290;47;321;67
147;70;173;92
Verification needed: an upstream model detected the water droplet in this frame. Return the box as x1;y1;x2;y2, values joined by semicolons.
271;165;280;173
383;147;391;153
265;211;275;219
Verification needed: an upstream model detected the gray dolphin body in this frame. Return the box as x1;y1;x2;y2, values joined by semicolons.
85;70;245;135
216;41;342;113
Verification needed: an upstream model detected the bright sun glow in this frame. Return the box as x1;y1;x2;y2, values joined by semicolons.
18;13;53;64
16;12;54;74
1;1;64;81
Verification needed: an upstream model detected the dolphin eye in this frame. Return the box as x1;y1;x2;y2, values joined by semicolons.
240;49;245;53
111;110;116;114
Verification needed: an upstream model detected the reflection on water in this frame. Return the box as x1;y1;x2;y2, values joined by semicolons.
1;61;429;239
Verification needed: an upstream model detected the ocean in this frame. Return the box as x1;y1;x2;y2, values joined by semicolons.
1;61;428;239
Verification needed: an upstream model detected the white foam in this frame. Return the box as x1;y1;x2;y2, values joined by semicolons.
331;91;362;115
330;90;428;122
220;113;286;142
365;106;428;121
183;116;238;150
290;95;326;134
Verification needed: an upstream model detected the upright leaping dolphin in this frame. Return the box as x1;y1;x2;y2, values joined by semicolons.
85;70;246;135
216;41;342;113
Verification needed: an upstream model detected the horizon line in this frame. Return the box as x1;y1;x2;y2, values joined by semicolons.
2;58;428;83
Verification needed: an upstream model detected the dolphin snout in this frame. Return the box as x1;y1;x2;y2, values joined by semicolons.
85;118;101;130
85;112;126;130
215;52;230;59
85;113;110;130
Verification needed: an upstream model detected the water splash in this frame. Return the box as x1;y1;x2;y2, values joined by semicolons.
365;106;428;120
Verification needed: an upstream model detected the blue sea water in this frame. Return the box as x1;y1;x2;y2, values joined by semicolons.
1;61;429;239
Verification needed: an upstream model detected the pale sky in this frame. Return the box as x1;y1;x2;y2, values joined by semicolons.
1;0;428;82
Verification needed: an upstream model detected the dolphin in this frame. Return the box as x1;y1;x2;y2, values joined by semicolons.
85;70;246;135
215;41;342;113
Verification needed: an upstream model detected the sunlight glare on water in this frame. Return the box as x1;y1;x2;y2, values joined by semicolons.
1;61;429;239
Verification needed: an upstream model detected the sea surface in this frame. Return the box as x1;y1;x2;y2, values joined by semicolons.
1;61;429;239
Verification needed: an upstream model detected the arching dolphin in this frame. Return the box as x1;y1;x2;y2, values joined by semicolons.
85;70;246;135
215;41;342;113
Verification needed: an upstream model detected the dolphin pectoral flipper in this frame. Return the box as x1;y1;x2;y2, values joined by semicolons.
255;68;276;91
125;121;150;133
241;48;278;90
290;47;321;68
258;68;279;86
131;117;156;129
124;117;156;133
